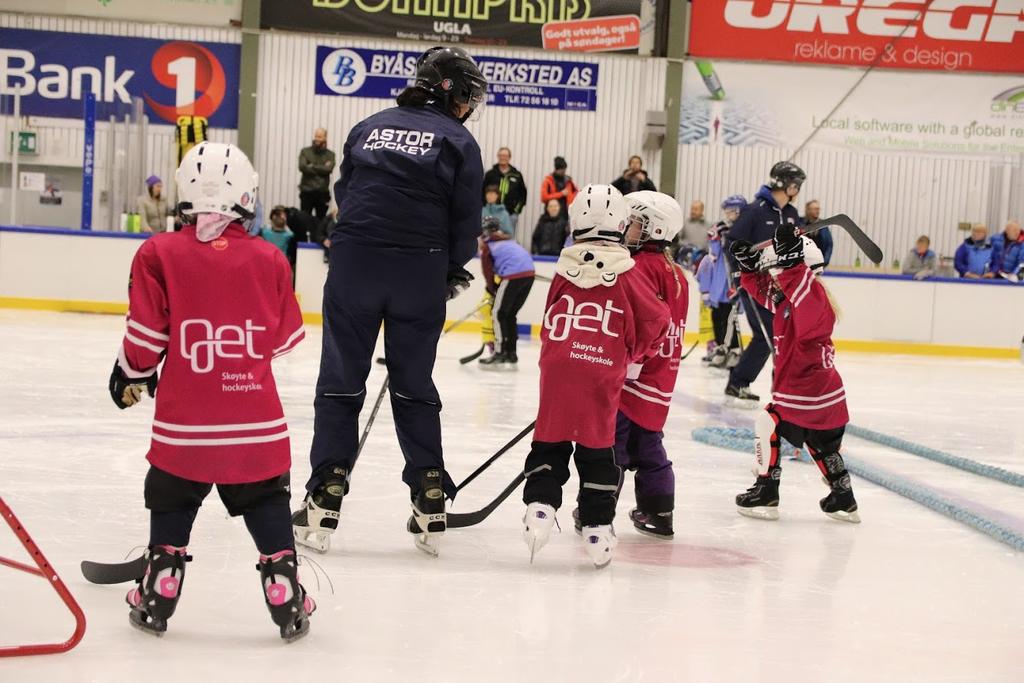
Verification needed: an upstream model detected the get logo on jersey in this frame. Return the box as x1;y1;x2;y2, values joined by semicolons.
0;28;239;127
180;319;266;374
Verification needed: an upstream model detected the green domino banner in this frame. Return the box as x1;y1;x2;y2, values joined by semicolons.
260;0;643;53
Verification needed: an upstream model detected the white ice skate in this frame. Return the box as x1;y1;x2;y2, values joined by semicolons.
408;470;447;557
292;496;341;554
522;503;557;563
580;524;618;569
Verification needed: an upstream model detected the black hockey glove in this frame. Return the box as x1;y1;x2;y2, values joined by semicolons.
109;361;158;410
729;240;760;273
446;265;474;301
773;224;804;270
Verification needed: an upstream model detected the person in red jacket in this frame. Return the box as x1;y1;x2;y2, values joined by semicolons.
108;142;315;641
612;191;688;539
539;156;579;217
522;184;669;568
729;224;860;523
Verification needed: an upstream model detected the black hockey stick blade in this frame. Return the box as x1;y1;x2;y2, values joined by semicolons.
459;345;486;365
455;420;535;493
754;214;883;265
448;472;526;529
81;556;146;584
679;339;701;361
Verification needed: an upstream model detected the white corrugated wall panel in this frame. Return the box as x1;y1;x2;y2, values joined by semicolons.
255;32;666;245
675;144;995;267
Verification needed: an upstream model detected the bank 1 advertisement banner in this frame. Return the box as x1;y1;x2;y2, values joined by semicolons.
681;59;1024;155
689;0;1024;74
263;0;642;53
316;47;600;111
0;28;240;128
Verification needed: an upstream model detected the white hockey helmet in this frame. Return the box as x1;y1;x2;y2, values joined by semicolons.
568;184;629;242
175;142;259;220
624;190;684;247
759;235;825;273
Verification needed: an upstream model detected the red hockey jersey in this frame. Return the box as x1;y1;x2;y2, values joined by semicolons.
619;249;689;432
740;264;848;430
119;225;305;484
535;242;669;448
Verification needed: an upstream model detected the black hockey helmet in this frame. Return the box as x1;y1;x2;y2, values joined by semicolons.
769;161;806;191
415;46;487;122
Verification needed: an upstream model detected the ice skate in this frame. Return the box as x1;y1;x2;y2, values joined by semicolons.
700;342;719;366
736;475;780;520
707;347;728;369
820;476;861;524
126;545;190;637
725;384;760;409
479;351;518;371
581;524;617;568
407;468;446;556
572;507;582;535
725;348;741;369
629;508;674;540
292;467;347;553
522;502;557;563
258;549;316;643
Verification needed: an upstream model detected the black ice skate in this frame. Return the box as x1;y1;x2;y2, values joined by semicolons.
292;467;347;554
736;474;780;520
725;384;760;409
629;508;674;540
125;545;191;636
258;550;316;643
820;475;861;524
407;468;446;556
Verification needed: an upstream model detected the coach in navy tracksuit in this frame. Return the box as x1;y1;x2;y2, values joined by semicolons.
724;161;805;404
297;47;486;545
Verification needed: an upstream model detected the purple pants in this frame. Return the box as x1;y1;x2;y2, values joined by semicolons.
614;411;675;513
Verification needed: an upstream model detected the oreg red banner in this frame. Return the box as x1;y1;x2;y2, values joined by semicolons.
689;1;1024;74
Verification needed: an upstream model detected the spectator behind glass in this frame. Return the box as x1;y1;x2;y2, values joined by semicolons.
261;205;297;287
801;200;833;266
611;155;656;195
481;147;527;232
531;198;569;256
481;185;514;236
540;156;579;216
298;128;336;261
671;199;709;266
137;175;170;233
954;224;995;279
991;220;1023;279
902;235;936;279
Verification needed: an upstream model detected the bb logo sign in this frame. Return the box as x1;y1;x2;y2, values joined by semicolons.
319;48;367;96
180;319;266;373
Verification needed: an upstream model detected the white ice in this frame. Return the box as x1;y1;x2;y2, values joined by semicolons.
1;309;1022;682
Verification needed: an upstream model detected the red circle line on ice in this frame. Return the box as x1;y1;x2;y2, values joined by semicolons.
144;41;227;124
613;542;758;569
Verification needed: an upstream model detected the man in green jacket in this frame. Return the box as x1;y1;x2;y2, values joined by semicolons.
298;128;336;260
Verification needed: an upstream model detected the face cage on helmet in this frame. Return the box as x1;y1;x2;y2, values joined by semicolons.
624;211;652;248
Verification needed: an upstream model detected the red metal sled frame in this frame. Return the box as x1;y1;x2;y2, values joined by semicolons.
0;495;86;657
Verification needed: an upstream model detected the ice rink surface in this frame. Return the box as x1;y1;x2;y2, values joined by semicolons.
1;309;1022;682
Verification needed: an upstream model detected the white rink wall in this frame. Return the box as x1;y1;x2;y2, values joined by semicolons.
1;229;1021;356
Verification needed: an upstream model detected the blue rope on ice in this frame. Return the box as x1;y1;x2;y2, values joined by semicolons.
845;424;1024;488
692;426;1024;553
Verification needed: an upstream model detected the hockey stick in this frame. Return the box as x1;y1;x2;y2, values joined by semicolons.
448;472;526;529
679;339;700;361
357;376;389;457
455;421;535;493
459;345;486;364
81;555;146;584
754;214;883;265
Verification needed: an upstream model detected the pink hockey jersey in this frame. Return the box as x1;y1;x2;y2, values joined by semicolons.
740;264;848;430
535;244;669;448
119;225;305;484
619;248;690;432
